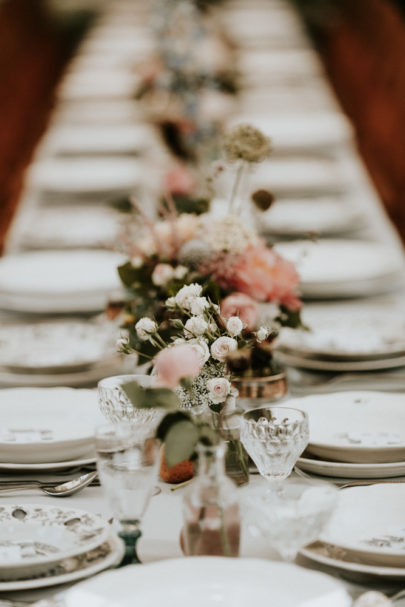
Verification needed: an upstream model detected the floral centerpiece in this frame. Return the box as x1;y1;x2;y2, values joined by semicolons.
120;281;277;483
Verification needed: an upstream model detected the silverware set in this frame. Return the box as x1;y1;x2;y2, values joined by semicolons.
0;471;99;497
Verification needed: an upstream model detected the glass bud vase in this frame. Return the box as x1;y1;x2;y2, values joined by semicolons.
182;442;241;557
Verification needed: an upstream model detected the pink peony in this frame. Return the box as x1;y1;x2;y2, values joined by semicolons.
220;292;259;331
154;344;201;388
229;242;302;310
164;166;196;196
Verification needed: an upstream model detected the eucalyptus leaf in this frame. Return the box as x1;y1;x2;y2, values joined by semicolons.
156;411;191;441
164;420;199;467
121;382;179;410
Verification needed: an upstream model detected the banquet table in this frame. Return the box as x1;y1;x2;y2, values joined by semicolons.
1;0;405;604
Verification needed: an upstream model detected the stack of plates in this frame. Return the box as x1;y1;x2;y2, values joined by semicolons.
0;387;104;468
301;484;405;581
63;557;350;606
0;318;123;386
0;250;124;313
277;311;405;371
0;503;123;591
274;240;405;299
286;391;405;478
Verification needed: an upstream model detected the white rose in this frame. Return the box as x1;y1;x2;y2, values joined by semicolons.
173;265;188;280
207;377;231;404
226;316;243;337
189;339;210;365
257;327;269;342
175;283;202;309
211;336;238;362
152;263;174;286
190;296;209;316
165;296;176;307
184;316;208;337
135;318;157;341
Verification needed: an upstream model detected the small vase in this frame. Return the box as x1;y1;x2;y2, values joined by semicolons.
182;442;241;557
232;371;288;407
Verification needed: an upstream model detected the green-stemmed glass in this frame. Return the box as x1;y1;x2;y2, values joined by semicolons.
95;424;159;566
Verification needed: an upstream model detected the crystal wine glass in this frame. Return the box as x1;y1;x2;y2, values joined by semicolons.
243;478;338;561
240;406;309;487
95;423;160;566
97;374;161;428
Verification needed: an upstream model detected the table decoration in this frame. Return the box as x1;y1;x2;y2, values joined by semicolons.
282;392;405;463
64;557;351;607
0;504;109;581
0;387;104;464
243;478;337;561
0;532;123;592
95;424;160;566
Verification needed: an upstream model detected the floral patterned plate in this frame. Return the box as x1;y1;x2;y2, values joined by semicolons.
0;532;123;591
0;504;109;580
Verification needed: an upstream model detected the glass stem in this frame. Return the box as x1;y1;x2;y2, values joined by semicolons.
117;527;142;566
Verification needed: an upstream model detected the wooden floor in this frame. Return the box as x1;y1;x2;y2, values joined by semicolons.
0;0;88;253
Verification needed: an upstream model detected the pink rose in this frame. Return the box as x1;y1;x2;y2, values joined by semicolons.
154;344;201;388
164;166;196;196
220;293;259;331
228;243;302;310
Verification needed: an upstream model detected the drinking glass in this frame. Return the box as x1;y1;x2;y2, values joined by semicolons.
95;424;160;566
243;478;338;561
240;406;309;486
97;374;161;428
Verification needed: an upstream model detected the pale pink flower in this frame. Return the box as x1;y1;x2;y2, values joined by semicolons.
164;166;196;196
225;242;301;310
220;293;259;331
207;377;231;404
154;344;201;388
152;263;174;286
211;336;238;362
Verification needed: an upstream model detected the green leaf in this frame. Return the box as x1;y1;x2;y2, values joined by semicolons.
121;382;179;410
118;262;139;288
164;420;199;467
156;411;191;441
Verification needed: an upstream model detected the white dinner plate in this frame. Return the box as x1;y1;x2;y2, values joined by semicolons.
300;542;405;582
0;319;119;373
0;532;123;591
20;206;123;249
229;111;353;152
320;484;405;567
28;157;141;194
284;392;405;463
259;197;364;237
277;351;405;372
251;158;345;196
274;240;404;298
0;387;103;463
42;124;155;156
0;250;124;313
278;310;405;360
64;557;350;607
0;503;109;580
297;455;405;479
0;456;96;471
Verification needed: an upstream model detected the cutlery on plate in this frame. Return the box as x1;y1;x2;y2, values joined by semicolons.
0;471;98;496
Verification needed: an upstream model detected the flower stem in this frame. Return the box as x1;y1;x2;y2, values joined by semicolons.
228;160;245;213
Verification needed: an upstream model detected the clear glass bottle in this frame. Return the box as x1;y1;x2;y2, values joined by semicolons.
182;442;241;557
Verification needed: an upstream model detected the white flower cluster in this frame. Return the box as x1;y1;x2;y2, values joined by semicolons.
204;214;258;254
152;263;188;287
135;318;157;341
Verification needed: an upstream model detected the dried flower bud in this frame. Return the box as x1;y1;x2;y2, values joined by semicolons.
251;189;275;211
224;124;271;163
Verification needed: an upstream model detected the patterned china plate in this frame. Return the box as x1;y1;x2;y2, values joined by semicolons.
320;484;405;567
0;532;123;591
0;504;109;579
